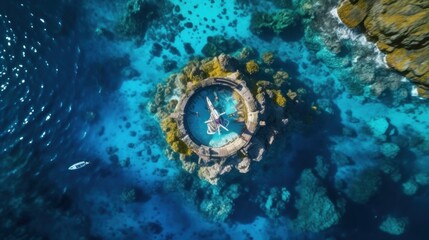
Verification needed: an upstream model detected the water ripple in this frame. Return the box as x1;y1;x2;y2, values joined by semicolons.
0;1;85;160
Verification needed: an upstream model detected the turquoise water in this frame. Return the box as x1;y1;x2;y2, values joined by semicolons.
184;86;245;147
2;0;429;239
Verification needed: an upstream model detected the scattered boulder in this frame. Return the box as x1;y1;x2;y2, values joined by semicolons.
217;53;239;72
293;169;343;232
380;142;400;159
402;178;418;196
250;9;300;39
379;216;408;236
367;117;390;141
201;35;242;57
257;187;290;219
414;172;429;186
346;168;381;204
236;157;251;173
116;0;158;38
163;59;177;72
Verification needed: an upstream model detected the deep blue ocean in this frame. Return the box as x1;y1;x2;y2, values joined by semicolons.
1;0;429;239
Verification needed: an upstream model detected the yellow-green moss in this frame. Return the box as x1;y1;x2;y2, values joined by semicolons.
273;70;289;86
161;118;193;156
376;41;394;53
232;91;248;122
286;89;297;100
272;89;287;107
201;57;231;77
246;60;260;75
182;60;207;84
417;86;429;98
262;52;275;65
337;0;368;28
171;140;193;155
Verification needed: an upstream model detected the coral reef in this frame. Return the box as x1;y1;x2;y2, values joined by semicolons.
270;0;292;8
116;0;158;38
367;117;391;142
245;60;260;75
380;142;400;159
337;0;429;97
256;187;290;219
271;89;287;107
401;178;418;196
250;9;300;39
346;168;381;204
167;173;240;222
262;52;276;66
273;71;289;87
120;188;136;202
150;34;299;185
293;169;344;232
161;118;193;156
201;35;242;57
379;216;409;236
401;173;429;195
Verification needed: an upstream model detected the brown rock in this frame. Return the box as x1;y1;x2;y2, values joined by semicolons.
337;0;369;28
376;41;394;53
417;87;429;98
237;157;251;173
337;0;429;97
386;46;429;85
364;1;429;49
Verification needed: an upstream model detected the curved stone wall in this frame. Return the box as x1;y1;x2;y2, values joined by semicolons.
173;77;259;160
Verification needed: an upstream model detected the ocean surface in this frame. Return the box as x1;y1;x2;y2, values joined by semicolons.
1;0;429;239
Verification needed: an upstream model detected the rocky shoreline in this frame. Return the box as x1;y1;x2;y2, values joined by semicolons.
337;0;429;98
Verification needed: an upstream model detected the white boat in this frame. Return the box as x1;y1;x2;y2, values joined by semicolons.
68;161;90;170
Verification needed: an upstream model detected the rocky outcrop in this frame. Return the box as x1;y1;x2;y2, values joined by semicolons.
250;9;300;39
293;169;344;232
379;216;409;236
116;0;158;37
201;35;242;57
337;0;429;97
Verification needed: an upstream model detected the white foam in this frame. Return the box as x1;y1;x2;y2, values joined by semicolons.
400;77;409;83
329;7;342;24
411;86;419;97
374;50;388;68
330;7;389;69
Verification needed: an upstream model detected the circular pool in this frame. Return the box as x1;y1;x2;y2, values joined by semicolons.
184;86;245;147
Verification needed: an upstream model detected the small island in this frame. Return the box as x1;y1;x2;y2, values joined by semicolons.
151;52;293;184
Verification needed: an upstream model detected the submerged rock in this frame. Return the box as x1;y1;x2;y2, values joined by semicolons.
250;9;300;39
201;35;242;57
414;172;429;186
153;47;293;184
380;142;400;159
293;169;343;232
379;216;409;236
257;187;290;219
367;117;390;141
337;0;429;97
116;0;158;38
346;168;381;204
402;178;418;196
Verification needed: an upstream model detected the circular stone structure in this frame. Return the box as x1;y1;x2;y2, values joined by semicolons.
172;77;259;161
184;85;246;147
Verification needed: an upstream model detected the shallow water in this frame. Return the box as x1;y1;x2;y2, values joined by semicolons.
184;86;244;147
1;0;429;240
